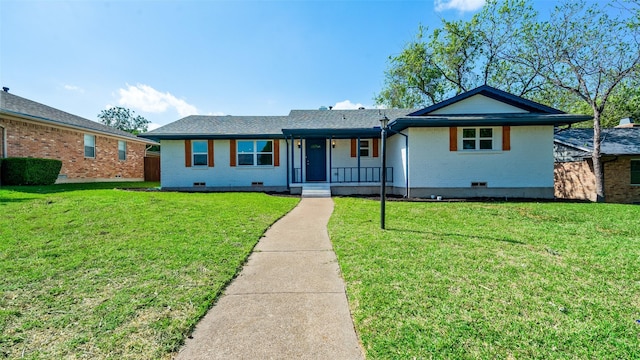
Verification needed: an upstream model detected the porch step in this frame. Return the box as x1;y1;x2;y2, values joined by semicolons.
301;183;332;198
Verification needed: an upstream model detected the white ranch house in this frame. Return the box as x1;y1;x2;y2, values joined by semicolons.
140;86;590;198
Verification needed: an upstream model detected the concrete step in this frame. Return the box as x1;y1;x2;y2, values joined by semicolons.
301;183;331;198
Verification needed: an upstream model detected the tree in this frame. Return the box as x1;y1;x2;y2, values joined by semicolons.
375;0;541;108
97;107;150;135
519;0;640;202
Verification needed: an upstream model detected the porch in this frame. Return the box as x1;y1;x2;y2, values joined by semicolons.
282;131;393;192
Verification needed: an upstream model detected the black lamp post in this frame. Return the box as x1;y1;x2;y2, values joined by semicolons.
380;116;389;229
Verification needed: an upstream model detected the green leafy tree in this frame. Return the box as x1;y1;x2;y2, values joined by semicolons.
97;107;150;135
519;0;639;201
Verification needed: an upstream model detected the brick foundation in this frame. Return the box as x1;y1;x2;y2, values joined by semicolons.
1;116;146;182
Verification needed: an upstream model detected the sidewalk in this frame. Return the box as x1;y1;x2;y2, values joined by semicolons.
175;197;364;359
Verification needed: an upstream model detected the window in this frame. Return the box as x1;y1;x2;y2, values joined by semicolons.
359;140;370;157
118;140;126;161
237;140;273;166
462;128;493;150
84;134;95;158
631;160;640;185
192;140;208;166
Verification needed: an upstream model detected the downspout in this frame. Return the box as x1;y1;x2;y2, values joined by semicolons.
386;127;409;198
0;124;5;158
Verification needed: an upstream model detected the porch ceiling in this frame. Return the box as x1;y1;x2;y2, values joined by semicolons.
281;128;381;138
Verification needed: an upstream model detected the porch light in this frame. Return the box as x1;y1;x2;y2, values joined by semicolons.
332;140;336;148
297;140;301;148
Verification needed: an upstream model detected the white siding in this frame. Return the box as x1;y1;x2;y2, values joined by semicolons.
160;139;288;188
430;94;529;114
407;126;554;188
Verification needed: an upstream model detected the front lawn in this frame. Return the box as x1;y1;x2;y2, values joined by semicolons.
0;184;298;359
329;198;640;359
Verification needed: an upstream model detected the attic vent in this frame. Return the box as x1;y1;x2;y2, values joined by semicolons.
193;182;206;187
251;181;264;186
358;107;365;110
2;87;8;92
471;182;487;188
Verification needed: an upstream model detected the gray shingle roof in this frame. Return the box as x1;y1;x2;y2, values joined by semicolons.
140;108;417;139
554;128;640;155
0;91;154;143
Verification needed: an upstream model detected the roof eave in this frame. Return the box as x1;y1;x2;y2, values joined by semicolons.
1;109;158;145
389;114;592;132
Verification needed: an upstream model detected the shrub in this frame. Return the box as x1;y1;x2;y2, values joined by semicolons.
1;157;62;185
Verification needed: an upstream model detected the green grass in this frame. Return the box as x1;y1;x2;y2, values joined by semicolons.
0;183;299;359
328;198;640;359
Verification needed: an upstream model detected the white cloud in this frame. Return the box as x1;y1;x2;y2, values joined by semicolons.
206;111;226;116
147;123;162;131
64;84;84;93
333;100;366;110
434;0;485;12
117;84;198;117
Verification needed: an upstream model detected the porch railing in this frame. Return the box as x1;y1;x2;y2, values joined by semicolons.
332;167;393;183
292;167;393;184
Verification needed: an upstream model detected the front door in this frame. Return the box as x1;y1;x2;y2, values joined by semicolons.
305;138;326;181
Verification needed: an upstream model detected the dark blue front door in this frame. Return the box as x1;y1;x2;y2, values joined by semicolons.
305;138;326;181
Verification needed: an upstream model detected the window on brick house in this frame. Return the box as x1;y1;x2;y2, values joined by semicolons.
84;134;96;158
118;140;126;161
631;160;640;185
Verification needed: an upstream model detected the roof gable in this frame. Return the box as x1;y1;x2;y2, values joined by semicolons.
409;85;564;116
0;91;153;143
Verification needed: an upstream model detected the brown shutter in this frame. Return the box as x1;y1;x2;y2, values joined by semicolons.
273;140;280;166
208;139;214;167
449;127;458;151
185;140;192;167
350;139;357;157
230;139;236;167
372;138;379;157
502;126;511;151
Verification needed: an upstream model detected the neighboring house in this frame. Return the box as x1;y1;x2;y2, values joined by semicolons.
554;127;640;204
140;85;590;198
0;90;157;183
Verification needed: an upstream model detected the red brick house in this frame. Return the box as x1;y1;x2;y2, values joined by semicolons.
554;127;640;204
0;90;157;183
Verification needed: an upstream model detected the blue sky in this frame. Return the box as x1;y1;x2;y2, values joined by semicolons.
2;0;556;130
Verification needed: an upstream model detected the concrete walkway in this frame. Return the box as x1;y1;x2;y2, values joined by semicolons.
175;198;364;359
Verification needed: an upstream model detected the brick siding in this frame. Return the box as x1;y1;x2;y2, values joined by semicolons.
555;157;640;204
0;116;145;182
604;156;640;204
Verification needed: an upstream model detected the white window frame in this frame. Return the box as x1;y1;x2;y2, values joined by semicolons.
84;134;96;158
192;140;208;166
631;159;640;185
237;140;273;166
118;140;127;161
359;139;370;157
462;127;494;151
